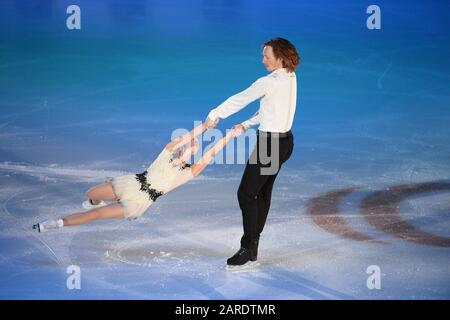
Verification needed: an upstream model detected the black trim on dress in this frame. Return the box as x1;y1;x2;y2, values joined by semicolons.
135;171;164;202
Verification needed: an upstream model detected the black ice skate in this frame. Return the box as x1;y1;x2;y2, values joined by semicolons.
225;247;259;271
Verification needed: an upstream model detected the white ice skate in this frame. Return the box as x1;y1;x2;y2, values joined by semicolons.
82;199;107;210
33;219;64;233
225;261;260;272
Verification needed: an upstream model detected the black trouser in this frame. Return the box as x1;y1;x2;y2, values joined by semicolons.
237;130;294;250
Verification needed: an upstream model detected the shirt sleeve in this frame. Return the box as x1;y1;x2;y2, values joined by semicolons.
241;110;261;130
207;76;267;121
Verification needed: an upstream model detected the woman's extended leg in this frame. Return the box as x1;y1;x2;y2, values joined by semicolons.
63;203;124;226
85;183;118;204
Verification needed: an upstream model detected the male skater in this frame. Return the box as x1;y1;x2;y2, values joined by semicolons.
206;37;300;268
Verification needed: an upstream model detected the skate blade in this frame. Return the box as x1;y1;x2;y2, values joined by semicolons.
33;224;42;233
225;261;260;272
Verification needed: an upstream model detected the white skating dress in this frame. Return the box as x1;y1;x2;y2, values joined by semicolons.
105;146;194;220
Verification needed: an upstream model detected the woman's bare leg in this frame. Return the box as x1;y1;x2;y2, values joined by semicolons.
85;183;118;205
63;203;124;226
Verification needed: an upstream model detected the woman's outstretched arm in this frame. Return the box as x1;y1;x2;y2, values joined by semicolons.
170;138;200;166
190;129;236;176
165;122;207;152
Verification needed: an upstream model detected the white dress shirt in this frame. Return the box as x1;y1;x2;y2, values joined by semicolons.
207;67;297;133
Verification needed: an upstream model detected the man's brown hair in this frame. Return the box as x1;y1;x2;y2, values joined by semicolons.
263;37;300;73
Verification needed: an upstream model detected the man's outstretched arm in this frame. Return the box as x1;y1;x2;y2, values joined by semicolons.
241;110;261;131
206;76;267;123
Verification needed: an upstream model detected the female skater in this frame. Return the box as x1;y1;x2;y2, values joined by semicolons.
34;120;237;232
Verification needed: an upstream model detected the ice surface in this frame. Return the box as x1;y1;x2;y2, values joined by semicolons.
0;0;449;299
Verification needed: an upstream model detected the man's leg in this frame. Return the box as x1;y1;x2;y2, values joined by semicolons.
256;134;294;235
256;172;278;236
226;159;270;266
228;133;293;266
237;158;272;250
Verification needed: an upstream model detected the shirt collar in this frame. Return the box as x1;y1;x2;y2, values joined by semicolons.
272;67;287;74
271;67;294;77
